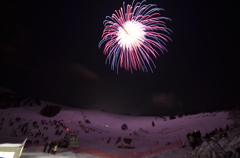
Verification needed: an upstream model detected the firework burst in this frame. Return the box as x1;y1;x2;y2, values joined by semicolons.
99;0;172;72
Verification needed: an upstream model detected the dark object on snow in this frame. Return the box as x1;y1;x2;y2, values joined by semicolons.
115;137;121;145
40;105;61;117
85;119;91;124
124;138;132;145
43;142;48;152
182;142;186;148
178;114;183;118
47;141;54;153
204;133;211;140
225;124;230;131
169;115;176;120
121;124;128;131
152;121;155;127
58;139;68;148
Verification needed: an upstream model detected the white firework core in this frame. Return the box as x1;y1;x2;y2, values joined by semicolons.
117;20;146;50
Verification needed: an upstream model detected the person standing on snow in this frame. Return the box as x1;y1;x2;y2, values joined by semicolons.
47;141;54;153
43;141;48;152
52;143;58;155
186;130;191;145
189;135;196;150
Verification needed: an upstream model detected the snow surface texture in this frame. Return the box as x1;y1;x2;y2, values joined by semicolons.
0;100;239;158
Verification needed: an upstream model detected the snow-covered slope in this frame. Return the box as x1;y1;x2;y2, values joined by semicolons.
0;99;239;158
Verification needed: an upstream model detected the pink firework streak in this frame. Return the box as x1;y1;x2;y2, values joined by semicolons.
99;0;172;72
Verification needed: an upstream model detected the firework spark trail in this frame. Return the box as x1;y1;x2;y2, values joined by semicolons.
99;0;172;73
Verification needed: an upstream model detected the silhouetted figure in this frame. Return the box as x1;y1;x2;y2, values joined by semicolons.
219;127;224;132
52;143;58;155
204;133;211;140
189;135;196;150
43;142;48;152
47;141;54;153
152;121;155;127
225;124;229;131
195;130;203;145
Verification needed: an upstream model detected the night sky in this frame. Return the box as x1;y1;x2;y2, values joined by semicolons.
0;0;239;116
